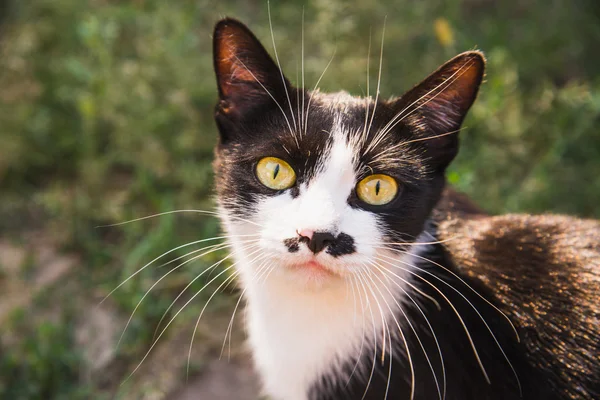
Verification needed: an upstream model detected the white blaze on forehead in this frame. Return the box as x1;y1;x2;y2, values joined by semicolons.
295;125;356;232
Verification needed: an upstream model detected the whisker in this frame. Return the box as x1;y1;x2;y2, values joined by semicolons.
234;55;298;146
304;48;337;137
151;241;260;341
301;8;305;137
258;261;278;286
96;210;265;229
362;235;462;247
361;267;398;400
345;274;368;388
267;0;298;134
222;286;246;360
368;260;444;400
365;18;386;143
402;128;463;145
360;268;388;361
375;254;493;383
373;59;476;147
220;258;272;360
117;241;235;349
361;28;372;139
99;235;258;307
187;267;242;377
153;242;229;270
381;250;522;395
187;249;272;378
353;270;378;400
123;261;238;384
375;243;519;341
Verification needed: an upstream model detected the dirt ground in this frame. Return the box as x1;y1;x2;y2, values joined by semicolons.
0;235;261;400
167;358;260;400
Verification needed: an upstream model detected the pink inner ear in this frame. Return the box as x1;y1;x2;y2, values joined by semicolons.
430;56;483;113
217;34;261;97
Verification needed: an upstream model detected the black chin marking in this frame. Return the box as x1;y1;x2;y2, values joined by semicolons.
284;237;300;253
327;232;356;257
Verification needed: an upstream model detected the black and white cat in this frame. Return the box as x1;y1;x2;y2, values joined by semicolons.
211;18;599;400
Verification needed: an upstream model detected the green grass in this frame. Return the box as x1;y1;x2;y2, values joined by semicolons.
0;0;599;398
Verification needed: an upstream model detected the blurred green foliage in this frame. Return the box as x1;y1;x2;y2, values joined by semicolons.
0;0;599;398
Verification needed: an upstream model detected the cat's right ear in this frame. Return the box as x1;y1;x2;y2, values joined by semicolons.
213;18;290;121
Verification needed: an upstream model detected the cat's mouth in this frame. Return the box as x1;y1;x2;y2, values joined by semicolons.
290;258;336;277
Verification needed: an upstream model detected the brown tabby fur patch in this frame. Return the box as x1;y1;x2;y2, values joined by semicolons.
436;188;600;399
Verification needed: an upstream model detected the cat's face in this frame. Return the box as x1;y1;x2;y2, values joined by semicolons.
212;19;483;289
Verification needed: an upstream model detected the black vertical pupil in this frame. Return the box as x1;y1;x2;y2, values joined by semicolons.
375;180;381;195
273;163;280;179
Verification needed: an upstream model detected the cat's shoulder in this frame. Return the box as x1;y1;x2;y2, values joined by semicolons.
436;195;600;399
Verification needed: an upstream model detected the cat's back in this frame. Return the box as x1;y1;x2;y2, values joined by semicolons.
438;208;600;400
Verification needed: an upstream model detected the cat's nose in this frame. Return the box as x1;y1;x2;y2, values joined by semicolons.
296;228;314;240
297;229;335;254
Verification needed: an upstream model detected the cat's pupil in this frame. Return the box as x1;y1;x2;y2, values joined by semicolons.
273;163;280;179
375;180;381;196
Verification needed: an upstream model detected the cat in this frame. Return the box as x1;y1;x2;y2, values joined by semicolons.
211;18;600;400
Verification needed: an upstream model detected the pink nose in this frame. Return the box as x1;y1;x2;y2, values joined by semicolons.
296;228;314;240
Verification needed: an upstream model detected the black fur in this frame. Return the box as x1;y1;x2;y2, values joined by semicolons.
284;238;300;253
326;232;356;257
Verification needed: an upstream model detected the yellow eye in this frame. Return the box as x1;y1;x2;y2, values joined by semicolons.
256;157;296;190
356;174;398;205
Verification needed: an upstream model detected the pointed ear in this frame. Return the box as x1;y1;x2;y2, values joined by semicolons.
213;18;290;119
394;51;485;169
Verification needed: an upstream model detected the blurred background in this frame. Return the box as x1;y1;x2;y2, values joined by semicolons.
0;0;599;399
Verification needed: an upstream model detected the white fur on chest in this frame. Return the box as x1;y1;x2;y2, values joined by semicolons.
233;249;413;400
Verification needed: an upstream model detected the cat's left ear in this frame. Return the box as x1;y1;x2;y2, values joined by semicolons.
393;51;485;169
213;18;291;120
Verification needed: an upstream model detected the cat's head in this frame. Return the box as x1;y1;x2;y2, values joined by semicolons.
212;18;483;289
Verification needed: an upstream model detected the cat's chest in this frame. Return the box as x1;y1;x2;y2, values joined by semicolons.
242;264;409;400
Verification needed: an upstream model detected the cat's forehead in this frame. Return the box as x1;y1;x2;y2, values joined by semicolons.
311;90;372;113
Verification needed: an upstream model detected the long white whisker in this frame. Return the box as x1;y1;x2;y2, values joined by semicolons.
362;28;372;138
362;267;399;400
187;249;268;378
359;268;388;361
369;260;444;400
151;241;259;341
117;241;235;349
365;18;386;142
267;0;297;133
220;258;273;360
374;254;491;383
99;235;257;306
353;270;378;400
124;261;236;384
372;59;476;150
97;210;264;228
366;58;474;154
234;55;297;145
301;8;305;137
345;274;368;387
304;48;337;136
374;243;519;340
153;242;229;270
363;235;462;247
380;250;522;395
